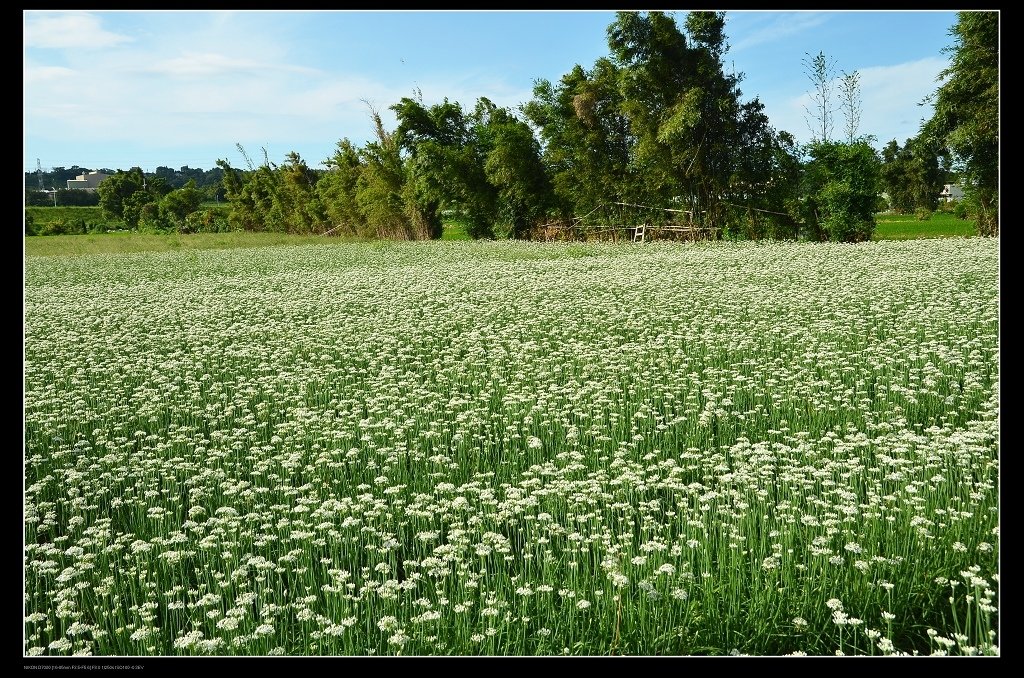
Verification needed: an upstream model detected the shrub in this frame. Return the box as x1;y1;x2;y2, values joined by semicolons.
37;217;88;236
915;207;933;221
182;209;230;234
26;191;52;207
137;202;170;232
817;181;875;243
802;141;880;242
55;189;101;207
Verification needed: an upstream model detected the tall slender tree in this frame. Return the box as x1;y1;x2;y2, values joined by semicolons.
524;60;632;223
921;11;998;235
317;139;367;236
839;70;863;143
799;52;880;242
803;51;836;143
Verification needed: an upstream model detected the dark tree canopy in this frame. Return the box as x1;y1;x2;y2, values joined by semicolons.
922;11;999;235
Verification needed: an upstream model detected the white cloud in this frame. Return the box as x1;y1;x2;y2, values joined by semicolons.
731;12;830;52
856;57;948;144
774;56;948;146
24;12;134;50
23;11;554;167
140;52;320;78
857;57;946;103
24;50;534;165
23;64;76;84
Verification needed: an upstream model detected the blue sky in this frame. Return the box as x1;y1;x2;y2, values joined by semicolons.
24;10;963;174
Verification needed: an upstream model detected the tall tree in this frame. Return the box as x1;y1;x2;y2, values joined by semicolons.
801;140;880;242
392;95;489;236
358;105;442;240
158;179;204;230
921;11;999;235
478;101;553;238
607;10;692;212
609;10;751;224
839;70;863;143
726;104;802;240
317;139;367;236
524;59;633;223
880;136;947;213
216;157;279;232
271;151;325;234
797;51;880;241
527;10;797;237
97;167;160;229
394;95;550;239
358;107;413;238
803;51;836;143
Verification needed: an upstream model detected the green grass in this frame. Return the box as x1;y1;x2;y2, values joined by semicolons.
24;231;362;257
27;215;472;256
441;216;472;240
26;207;979;252
25;206;115;227
199;201;233;219
873;211;976;240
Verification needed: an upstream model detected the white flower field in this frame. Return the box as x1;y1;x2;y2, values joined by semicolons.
24;237;998;656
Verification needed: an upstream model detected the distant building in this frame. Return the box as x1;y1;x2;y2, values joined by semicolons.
939;183;964;203
66;171;109;191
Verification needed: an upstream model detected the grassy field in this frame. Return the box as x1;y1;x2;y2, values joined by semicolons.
441;218;472;241
26;209;977;255
25;205;115;228
25;215;468;256
24;238;998;656
872;211;975;240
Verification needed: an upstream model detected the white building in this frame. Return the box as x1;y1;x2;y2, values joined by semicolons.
939;183;964;202
66;171;109;191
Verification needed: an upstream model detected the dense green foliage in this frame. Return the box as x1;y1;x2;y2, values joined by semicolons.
921;11;999;235
24;206;117;236
212;12;833;242
98;168;226;233
524;12;800;239
880;137;948;214
216;113;445;240
393;96;551;239
792;49;882;242
800;141;881;242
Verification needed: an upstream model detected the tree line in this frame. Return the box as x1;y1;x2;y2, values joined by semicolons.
32;11;996;241
25;165;228;207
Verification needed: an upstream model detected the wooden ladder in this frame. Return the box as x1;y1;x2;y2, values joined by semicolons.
633;223;646;243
